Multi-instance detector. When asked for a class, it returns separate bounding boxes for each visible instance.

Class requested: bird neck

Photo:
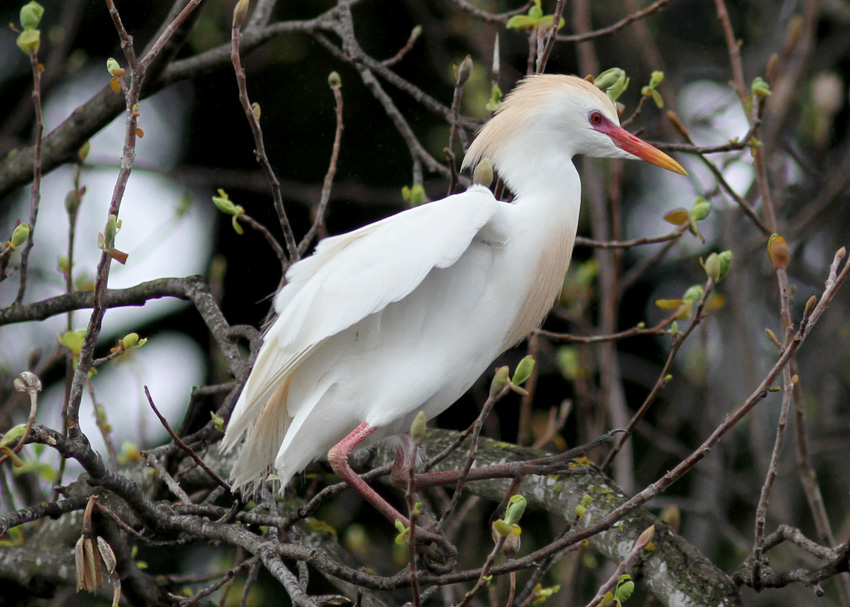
[497,156,582,349]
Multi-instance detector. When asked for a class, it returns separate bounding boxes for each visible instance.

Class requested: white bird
[221,74,686,525]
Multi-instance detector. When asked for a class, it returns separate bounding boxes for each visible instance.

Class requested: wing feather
[222,186,503,452]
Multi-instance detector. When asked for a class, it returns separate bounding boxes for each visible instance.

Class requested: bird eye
[589,111,603,125]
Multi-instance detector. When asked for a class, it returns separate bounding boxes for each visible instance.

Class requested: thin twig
[299,76,345,256]
[601,280,716,471]
[13,47,44,306]
[382,25,422,67]
[145,386,232,493]
[556,0,669,43]
[231,5,299,263]
[437,384,512,530]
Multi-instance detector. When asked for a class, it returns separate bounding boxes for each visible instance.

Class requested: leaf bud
[504,494,527,526]
[251,102,261,120]
[703,252,721,281]
[78,140,91,162]
[615,575,635,603]
[0,424,27,449]
[455,55,473,87]
[233,0,250,26]
[401,184,427,207]
[485,85,502,112]
[20,2,45,30]
[530,584,561,606]
[594,68,629,101]
[491,519,520,538]
[648,70,664,89]
[682,285,703,316]
[717,250,733,280]
[689,198,711,222]
[106,57,124,77]
[212,189,238,215]
[490,365,510,396]
[767,234,790,270]
[410,410,426,445]
[804,295,817,316]
[328,70,341,89]
[751,76,772,97]
[121,333,139,348]
[16,29,41,54]
[511,355,535,387]
[11,223,30,249]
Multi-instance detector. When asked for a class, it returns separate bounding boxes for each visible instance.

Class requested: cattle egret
[221,74,686,526]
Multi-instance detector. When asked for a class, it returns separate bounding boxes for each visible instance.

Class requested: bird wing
[222,185,504,449]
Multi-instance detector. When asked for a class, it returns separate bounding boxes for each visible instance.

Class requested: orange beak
[601,123,688,175]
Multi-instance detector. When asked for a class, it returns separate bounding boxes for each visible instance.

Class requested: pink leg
[328,422,409,526]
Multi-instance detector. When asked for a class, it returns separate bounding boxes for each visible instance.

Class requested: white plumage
[221,74,686,511]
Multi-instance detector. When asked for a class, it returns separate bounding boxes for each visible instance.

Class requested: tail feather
[228,376,292,495]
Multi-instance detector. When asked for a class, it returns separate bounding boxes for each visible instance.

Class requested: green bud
[717,250,733,280]
[593,68,624,91]
[580,494,593,508]
[0,424,28,449]
[455,55,473,87]
[683,284,704,307]
[210,411,225,432]
[689,198,711,221]
[485,85,502,112]
[491,519,520,538]
[410,411,426,445]
[472,157,494,187]
[10,223,30,248]
[615,576,635,603]
[530,584,560,607]
[16,29,41,54]
[78,141,91,162]
[528,2,543,19]
[251,102,261,120]
[752,76,772,97]
[102,214,121,247]
[648,70,664,89]
[401,184,427,207]
[120,333,147,350]
[575,504,587,519]
[106,57,125,78]
[703,252,721,281]
[594,68,629,102]
[511,355,535,387]
[490,366,510,396]
[328,70,341,89]
[20,2,45,30]
[504,494,527,526]
[58,328,86,356]
[212,189,238,215]
[505,15,537,31]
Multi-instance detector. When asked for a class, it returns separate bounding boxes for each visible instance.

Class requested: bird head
[462,74,686,195]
